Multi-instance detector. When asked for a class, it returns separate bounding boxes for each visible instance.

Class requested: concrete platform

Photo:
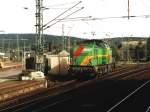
[0,61,22,71]
[0,61,22,82]
[0,69,22,82]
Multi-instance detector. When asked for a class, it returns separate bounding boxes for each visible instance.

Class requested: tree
[110,43,120,61]
[135,41,145,61]
[146,37,150,61]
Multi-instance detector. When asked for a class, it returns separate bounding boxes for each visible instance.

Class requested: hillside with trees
[0,34,83,52]
[0,34,148,61]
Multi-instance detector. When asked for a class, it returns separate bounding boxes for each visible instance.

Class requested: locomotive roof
[83,39,104,43]
[80,39,109,47]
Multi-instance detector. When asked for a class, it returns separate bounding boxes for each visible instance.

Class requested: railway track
[0,80,46,103]
[37,65,150,112]
[0,64,150,112]
[0,64,130,106]
[105,66,150,80]
[0,80,77,112]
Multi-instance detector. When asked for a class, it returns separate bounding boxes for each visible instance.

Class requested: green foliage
[0,34,147,61]
[0,34,82,51]
[146,37,150,60]
[110,44,119,60]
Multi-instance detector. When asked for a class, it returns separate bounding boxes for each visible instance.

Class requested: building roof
[58,50,69,56]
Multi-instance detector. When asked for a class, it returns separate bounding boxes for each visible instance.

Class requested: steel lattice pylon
[35,0,43,54]
[35,0,44,71]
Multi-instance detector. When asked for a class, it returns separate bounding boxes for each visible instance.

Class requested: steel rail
[34,66,150,112]
[0,80,76,112]
[0,64,149,112]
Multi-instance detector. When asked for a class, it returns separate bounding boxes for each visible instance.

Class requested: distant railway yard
[0,63,150,112]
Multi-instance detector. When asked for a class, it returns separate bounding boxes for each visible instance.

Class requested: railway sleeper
[96,63,115,77]
[0,82,46,102]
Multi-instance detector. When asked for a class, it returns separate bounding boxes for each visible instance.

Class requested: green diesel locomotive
[69,39,115,78]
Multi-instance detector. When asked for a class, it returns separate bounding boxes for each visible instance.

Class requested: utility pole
[67,25,74,52]
[8,39,10,60]
[0,31,5,52]
[35,0,44,71]
[2,37,4,53]
[17,34,20,61]
[62,24,65,50]
[145,39,147,61]
[128,0,130,19]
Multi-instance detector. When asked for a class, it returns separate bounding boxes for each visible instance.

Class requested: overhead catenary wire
[91,15,150,20]
[44,7,84,30]
[51,14,150,22]
[54,16,92,21]
[45,1,80,8]
[44,7,82,10]
[43,1,82,28]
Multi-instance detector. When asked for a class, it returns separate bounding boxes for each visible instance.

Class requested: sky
[0,0,150,39]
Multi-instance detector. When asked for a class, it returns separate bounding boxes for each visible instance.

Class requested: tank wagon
[69,39,115,78]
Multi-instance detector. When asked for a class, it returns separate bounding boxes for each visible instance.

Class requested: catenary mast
[35,0,44,71]
[35,0,43,54]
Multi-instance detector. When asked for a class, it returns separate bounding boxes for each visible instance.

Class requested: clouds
[0,0,35,33]
[0,0,150,38]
